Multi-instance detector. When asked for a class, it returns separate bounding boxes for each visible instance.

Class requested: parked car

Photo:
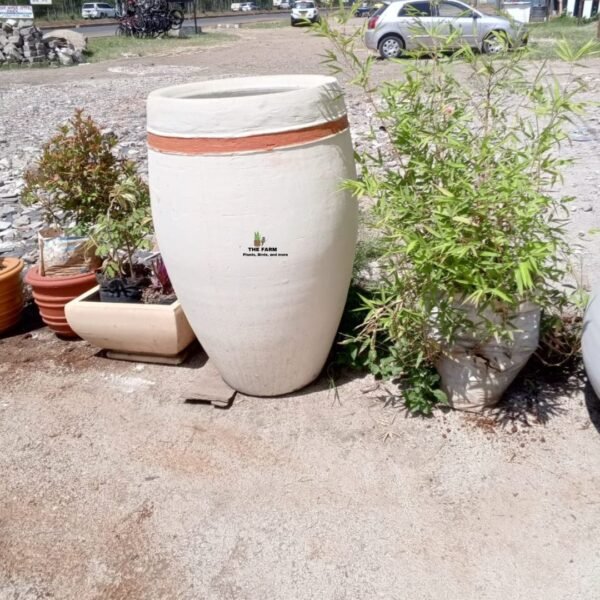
[364,0,528,58]
[81,2,117,18]
[231,2,242,10]
[354,2,372,16]
[291,0,320,25]
[240,1,258,10]
[278,0,291,7]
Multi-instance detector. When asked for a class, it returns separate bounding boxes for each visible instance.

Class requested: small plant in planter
[143,255,176,305]
[317,17,598,413]
[65,173,196,362]
[22,109,134,238]
[20,109,136,336]
[90,174,155,303]
[89,175,180,306]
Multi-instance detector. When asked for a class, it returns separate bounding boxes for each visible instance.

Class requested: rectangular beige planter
[65,286,196,364]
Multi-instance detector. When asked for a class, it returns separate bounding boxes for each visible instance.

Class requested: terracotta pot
[147,75,358,396]
[25,266,97,337]
[65,285,196,363]
[0,257,25,334]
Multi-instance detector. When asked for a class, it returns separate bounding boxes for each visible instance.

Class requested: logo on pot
[253,231,265,247]
[243,231,288,257]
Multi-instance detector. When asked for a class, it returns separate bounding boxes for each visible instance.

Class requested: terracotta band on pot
[147,115,349,155]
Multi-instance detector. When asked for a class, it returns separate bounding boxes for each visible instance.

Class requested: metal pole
[194,0,198,34]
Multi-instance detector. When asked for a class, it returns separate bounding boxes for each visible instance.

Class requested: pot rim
[0,257,24,282]
[147,75,348,140]
[24,265,97,287]
[68,285,182,311]
[148,74,339,103]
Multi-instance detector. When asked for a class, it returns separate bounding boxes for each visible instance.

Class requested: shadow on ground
[0,301,44,339]
[489,356,584,428]
[584,380,600,435]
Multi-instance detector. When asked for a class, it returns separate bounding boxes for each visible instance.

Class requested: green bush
[317,18,598,414]
[23,109,152,279]
[22,109,137,236]
[88,175,153,279]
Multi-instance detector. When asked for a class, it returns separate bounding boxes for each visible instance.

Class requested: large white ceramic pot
[583,291,600,398]
[147,75,358,396]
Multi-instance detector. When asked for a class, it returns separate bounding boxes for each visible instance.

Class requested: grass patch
[85,32,234,62]
[243,19,287,29]
[528,17,598,59]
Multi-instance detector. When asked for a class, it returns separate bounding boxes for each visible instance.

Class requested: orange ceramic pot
[0,257,25,334]
[25,266,97,337]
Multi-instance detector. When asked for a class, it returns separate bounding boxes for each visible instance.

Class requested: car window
[438,1,472,17]
[398,2,432,16]
[83,4,95,8]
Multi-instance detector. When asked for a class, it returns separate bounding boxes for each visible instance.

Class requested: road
[62,11,291,37]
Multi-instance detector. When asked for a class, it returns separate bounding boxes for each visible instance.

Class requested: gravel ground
[1,25,600,600]
[2,27,598,278]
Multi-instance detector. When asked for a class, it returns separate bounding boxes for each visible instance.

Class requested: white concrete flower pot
[147,75,358,395]
[65,286,196,363]
[583,291,600,398]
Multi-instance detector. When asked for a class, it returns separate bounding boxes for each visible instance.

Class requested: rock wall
[0,21,87,66]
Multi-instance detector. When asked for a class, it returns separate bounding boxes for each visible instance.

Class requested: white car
[240,1,258,10]
[291,1,320,25]
[81,2,117,18]
[231,2,241,10]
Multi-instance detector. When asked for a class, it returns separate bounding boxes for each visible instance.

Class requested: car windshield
[83,4,95,7]
[296,2,315,7]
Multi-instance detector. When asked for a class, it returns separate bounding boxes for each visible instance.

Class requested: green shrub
[317,17,598,414]
[22,109,137,235]
[88,175,153,279]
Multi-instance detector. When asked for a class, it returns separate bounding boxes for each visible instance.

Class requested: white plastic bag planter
[147,75,358,396]
[435,301,541,409]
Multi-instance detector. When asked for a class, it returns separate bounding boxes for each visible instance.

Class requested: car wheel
[291,18,296,26]
[378,35,404,59]
[482,31,508,54]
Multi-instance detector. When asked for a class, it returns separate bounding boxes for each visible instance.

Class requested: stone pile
[0,21,87,66]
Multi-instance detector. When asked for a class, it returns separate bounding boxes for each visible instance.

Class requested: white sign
[0,5,35,18]
[30,0,53,5]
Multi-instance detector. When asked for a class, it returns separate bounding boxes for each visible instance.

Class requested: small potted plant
[64,175,195,363]
[0,257,25,334]
[21,109,132,337]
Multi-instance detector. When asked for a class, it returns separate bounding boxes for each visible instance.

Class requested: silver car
[364,0,528,58]
[81,2,117,18]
